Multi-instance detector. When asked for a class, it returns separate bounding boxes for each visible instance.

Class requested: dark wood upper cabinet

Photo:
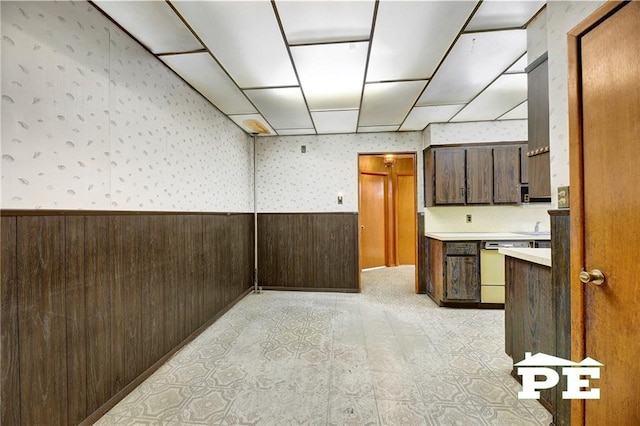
[493,146,521,204]
[527,55,551,199]
[466,147,493,204]
[520,143,529,184]
[433,148,466,205]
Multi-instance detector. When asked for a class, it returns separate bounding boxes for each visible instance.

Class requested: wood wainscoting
[257,213,359,292]
[0,211,254,426]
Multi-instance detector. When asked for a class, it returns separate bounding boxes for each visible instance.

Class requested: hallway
[95,266,551,425]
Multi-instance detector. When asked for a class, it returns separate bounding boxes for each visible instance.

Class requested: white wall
[1,1,253,212]
[421,120,550,233]
[256,132,422,212]
[545,0,605,208]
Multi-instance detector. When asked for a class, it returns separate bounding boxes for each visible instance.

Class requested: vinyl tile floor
[95,266,552,426]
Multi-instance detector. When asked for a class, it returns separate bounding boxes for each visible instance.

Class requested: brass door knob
[579,269,605,286]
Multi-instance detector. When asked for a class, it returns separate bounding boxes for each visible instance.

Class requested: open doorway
[358,153,418,292]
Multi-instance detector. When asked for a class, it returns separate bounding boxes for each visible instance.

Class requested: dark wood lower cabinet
[505,209,571,426]
[426,238,480,306]
[0,211,254,426]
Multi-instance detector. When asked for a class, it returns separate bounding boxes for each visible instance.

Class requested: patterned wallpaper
[424,120,528,146]
[256,132,422,212]
[1,1,253,212]
[545,0,604,208]
[527,8,547,65]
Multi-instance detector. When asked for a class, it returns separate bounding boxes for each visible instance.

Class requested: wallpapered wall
[1,1,253,212]
[256,132,422,212]
[545,0,604,208]
[423,120,528,148]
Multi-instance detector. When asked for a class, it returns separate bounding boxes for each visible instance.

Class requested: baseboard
[260,286,360,294]
[79,286,253,426]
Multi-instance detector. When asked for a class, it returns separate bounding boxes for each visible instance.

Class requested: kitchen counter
[425,232,550,241]
[498,247,551,267]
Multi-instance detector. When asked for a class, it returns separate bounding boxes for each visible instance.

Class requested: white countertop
[425,232,550,241]
[499,248,552,267]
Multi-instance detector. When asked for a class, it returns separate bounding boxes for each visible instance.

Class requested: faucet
[535,221,541,233]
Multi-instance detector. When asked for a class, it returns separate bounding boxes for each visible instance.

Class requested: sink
[515,231,551,237]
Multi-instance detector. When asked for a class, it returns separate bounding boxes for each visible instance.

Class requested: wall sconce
[383,154,396,167]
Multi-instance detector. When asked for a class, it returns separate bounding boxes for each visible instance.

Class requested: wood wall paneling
[1,217,20,426]
[65,216,88,424]
[1,211,254,425]
[17,217,68,425]
[258,213,359,291]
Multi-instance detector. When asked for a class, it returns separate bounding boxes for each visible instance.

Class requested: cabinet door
[520,144,528,184]
[445,256,479,301]
[465,148,493,204]
[493,146,521,204]
[434,148,465,204]
[527,58,551,198]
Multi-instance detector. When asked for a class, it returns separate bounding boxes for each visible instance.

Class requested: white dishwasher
[480,240,532,303]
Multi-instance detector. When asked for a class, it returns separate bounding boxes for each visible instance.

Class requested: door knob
[579,269,605,286]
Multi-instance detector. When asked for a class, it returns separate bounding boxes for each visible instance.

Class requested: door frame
[568,2,627,424]
[357,152,418,293]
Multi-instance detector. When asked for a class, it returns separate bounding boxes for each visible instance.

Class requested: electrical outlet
[301,145,306,153]
[466,214,472,223]
[337,195,343,205]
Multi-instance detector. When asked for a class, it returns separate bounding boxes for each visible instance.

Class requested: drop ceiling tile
[160,53,256,115]
[465,0,546,32]
[417,29,526,106]
[244,87,313,130]
[276,128,317,136]
[450,73,527,122]
[498,101,528,120]
[228,114,276,135]
[311,110,359,134]
[400,105,465,131]
[291,42,368,111]
[367,1,478,82]
[172,1,298,88]
[357,125,400,133]
[506,54,528,73]
[359,81,427,127]
[93,1,202,54]
[276,0,375,44]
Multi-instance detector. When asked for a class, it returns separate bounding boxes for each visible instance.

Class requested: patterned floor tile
[95,266,553,426]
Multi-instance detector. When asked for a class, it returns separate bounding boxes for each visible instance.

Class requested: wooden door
[493,146,520,204]
[434,148,466,204]
[466,147,493,204]
[396,174,415,264]
[359,173,387,269]
[569,2,640,424]
[445,256,479,301]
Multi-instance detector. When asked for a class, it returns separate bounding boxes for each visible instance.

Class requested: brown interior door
[359,173,387,269]
[396,174,416,265]
[571,2,640,424]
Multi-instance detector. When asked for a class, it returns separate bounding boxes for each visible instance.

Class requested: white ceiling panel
[276,1,375,44]
[228,114,276,135]
[506,54,528,73]
[465,0,546,32]
[276,128,317,136]
[291,42,368,111]
[499,101,528,120]
[160,53,256,115]
[93,0,202,54]
[311,110,359,134]
[172,0,298,88]
[244,87,313,130]
[360,81,427,127]
[417,29,526,106]
[450,74,527,122]
[367,1,478,82]
[400,105,465,131]
[358,125,400,133]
